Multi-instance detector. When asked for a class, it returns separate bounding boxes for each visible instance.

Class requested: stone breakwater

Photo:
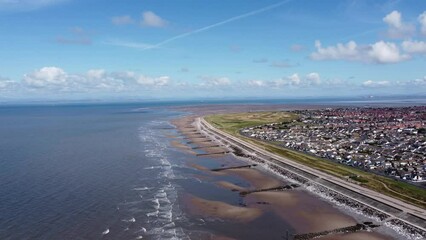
[294,222,380,240]
[230,146,426,240]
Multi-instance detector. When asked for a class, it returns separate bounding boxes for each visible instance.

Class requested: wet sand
[171,140,197,155]
[186,195,263,223]
[246,191,357,233]
[224,168,283,189]
[318,232,391,240]
[216,181,246,192]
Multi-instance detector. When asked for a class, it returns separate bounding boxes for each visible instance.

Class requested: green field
[205,112,426,209]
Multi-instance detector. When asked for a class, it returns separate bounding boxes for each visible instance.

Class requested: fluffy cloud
[141,11,167,28]
[247,80,265,87]
[24,67,67,88]
[87,69,106,79]
[311,40,409,64]
[21,67,172,91]
[261,73,323,88]
[402,40,426,54]
[311,40,359,61]
[112,15,134,25]
[137,75,170,86]
[0,76,17,91]
[288,73,301,85]
[383,11,415,38]
[362,80,390,88]
[405,76,426,86]
[368,41,409,63]
[419,11,426,36]
[306,72,321,85]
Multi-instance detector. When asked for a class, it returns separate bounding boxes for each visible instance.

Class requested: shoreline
[168,111,400,239]
[196,113,426,238]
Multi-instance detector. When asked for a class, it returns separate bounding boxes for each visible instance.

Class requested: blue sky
[0,0,426,101]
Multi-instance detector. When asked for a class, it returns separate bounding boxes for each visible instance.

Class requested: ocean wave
[152,198,160,210]
[133,187,151,191]
[102,228,110,235]
[122,217,136,223]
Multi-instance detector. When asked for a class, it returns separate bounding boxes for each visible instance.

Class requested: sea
[0,98,425,240]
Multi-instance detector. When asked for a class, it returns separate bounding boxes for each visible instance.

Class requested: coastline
[168,109,399,240]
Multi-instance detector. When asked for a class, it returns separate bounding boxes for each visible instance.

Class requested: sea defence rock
[294,222,380,240]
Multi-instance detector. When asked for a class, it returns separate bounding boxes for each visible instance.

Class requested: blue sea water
[0,104,191,240]
[1,98,425,240]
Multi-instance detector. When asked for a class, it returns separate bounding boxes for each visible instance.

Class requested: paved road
[197,117,426,231]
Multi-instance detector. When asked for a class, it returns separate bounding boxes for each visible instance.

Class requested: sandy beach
[246,191,357,233]
[185,194,263,223]
[317,232,391,240]
[169,110,395,240]
[224,168,283,189]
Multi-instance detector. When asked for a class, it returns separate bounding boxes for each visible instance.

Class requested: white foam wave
[122,217,136,223]
[146,210,159,217]
[383,222,425,240]
[152,198,160,209]
[102,228,109,235]
[133,187,151,191]
[144,166,164,170]
[135,121,190,240]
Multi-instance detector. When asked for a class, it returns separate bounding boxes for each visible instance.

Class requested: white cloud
[406,76,426,86]
[87,69,106,79]
[419,11,426,36]
[21,67,173,92]
[362,80,391,88]
[383,10,415,38]
[112,15,134,25]
[311,40,409,64]
[402,40,426,54]
[265,73,311,88]
[311,40,359,61]
[368,41,409,63]
[306,72,321,85]
[247,80,265,87]
[245,73,354,90]
[24,67,67,88]
[141,11,167,28]
[137,75,170,86]
[0,76,17,91]
[288,73,301,85]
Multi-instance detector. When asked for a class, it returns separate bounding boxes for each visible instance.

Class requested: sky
[0,0,426,101]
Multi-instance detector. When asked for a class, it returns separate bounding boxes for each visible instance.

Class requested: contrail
[144,0,292,50]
